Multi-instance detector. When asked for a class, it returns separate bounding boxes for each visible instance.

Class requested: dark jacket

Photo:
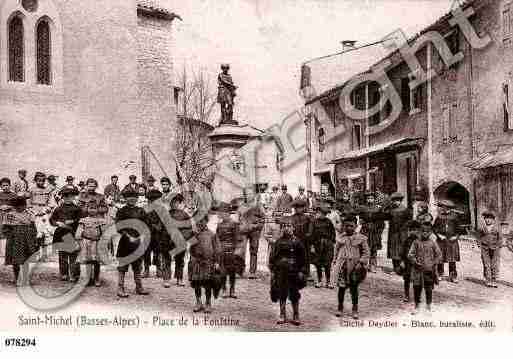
[49,202,82,243]
[115,205,149,259]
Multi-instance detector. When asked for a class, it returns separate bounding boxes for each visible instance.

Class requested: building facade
[303,0,513,227]
[0,0,180,188]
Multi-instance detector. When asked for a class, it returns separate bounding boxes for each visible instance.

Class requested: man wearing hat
[123,175,140,193]
[239,197,266,279]
[276,185,294,214]
[311,202,336,288]
[143,189,164,278]
[358,191,386,273]
[115,188,150,297]
[78,181,86,193]
[433,199,463,283]
[477,211,502,287]
[145,175,157,192]
[104,175,121,203]
[295,185,308,203]
[216,201,243,298]
[269,215,306,325]
[50,186,82,281]
[290,199,313,281]
[269,185,280,213]
[383,192,412,274]
[77,178,108,218]
[13,169,29,197]
[168,192,195,287]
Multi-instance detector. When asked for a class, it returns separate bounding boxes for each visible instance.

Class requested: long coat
[407,234,442,287]
[311,217,336,267]
[331,232,369,287]
[385,205,412,260]
[433,212,461,262]
[269,233,306,302]
[188,228,220,286]
[216,218,244,275]
[358,205,386,253]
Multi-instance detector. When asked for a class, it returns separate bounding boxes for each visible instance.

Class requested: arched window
[8,15,24,82]
[36,19,51,85]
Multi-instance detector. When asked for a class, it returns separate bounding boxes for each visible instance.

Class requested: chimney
[341,40,357,52]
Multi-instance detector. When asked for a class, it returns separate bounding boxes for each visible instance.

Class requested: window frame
[8,14,25,83]
[36,17,52,85]
[504,2,513,45]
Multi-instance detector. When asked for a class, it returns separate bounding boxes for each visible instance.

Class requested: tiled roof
[137,0,182,21]
[464,146,513,170]
[305,0,480,105]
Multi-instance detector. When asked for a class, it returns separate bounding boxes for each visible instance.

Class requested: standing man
[240,198,265,279]
[13,169,29,197]
[269,185,280,213]
[78,181,86,193]
[306,190,315,212]
[415,201,433,224]
[277,185,294,214]
[358,191,385,273]
[433,200,462,283]
[384,192,412,274]
[77,178,108,218]
[146,175,157,192]
[289,199,313,281]
[160,177,174,210]
[123,175,140,193]
[104,175,121,203]
[169,193,194,287]
[295,186,308,202]
[478,211,503,288]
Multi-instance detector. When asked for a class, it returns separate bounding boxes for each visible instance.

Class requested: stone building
[0,0,180,188]
[303,0,513,226]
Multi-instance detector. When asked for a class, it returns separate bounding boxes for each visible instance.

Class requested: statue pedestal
[208,123,260,203]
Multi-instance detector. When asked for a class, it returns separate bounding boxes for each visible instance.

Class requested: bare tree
[173,64,217,193]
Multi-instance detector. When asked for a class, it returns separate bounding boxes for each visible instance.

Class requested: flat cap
[291,199,307,208]
[122,188,139,198]
[59,186,79,197]
[482,211,495,219]
[146,189,162,201]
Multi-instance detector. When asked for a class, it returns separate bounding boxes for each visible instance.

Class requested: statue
[217,64,238,125]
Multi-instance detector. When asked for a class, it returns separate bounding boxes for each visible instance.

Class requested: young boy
[115,188,150,298]
[311,203,336,288]
[269,215,306,325]
[400,220,421,303]
[331,215,369,319]
[408,220,442,314]
[189,215,220,313]
[50,187,82,282]
[76,201,107,286]
[216,202,243,298]
[478,211,503,288]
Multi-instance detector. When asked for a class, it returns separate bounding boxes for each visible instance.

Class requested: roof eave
[137,5,182,22]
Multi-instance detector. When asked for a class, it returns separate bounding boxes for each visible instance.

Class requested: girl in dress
[3,196,39,285]
[76,202,107,286]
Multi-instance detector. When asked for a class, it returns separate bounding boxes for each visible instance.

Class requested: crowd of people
[0,169,508,325]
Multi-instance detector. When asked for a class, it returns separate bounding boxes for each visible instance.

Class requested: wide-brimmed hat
[9,195,27,208]
[146,175,156,183]
[217,201,233,213]
[66,175,74,181]
[437,199,456,209]
[129,175,137,180]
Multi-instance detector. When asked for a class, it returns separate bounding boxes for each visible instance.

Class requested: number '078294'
[4,338,37,347]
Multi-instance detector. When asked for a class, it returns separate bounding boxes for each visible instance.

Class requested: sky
[166,0,457,130]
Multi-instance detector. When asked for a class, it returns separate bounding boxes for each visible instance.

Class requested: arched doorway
[434,181,471,225]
